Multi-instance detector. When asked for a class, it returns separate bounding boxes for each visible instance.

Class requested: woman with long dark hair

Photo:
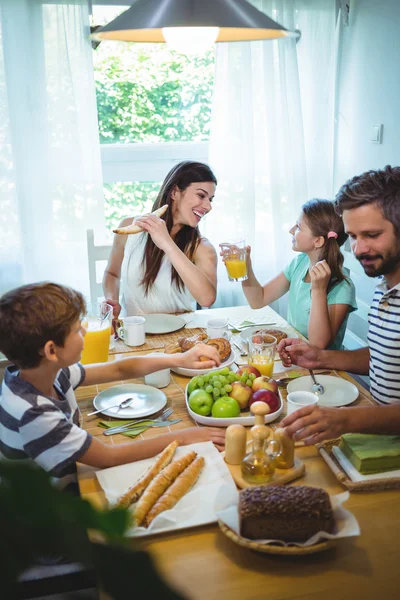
[103,161,218,316]
[241,199,357,349]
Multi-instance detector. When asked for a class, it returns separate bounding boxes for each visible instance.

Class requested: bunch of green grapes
[188,367,243,400]
[238,371,257,388]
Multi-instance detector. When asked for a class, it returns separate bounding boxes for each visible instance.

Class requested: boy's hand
[176,426,226,451]
[177,343,221,370]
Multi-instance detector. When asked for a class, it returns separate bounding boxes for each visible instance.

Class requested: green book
[339,434,400,475]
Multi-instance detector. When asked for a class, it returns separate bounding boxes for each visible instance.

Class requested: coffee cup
[117,316,146,347]
[144,353,171,389]
[206,317,230,339]
[286,391,318,416]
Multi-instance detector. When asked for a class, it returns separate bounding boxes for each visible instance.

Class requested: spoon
[87,397,135,417]
[309,370,325,395]
[232,341,247,356]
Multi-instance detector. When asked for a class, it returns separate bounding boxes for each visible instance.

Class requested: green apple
[187,376,199,396]
[188,389,213,416]
[211,396,240,418]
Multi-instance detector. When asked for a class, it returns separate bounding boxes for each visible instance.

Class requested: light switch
[371,124,383,144]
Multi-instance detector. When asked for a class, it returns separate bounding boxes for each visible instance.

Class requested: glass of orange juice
[81,302,113,365]
[248,334,276,378]
[220,240,248,282]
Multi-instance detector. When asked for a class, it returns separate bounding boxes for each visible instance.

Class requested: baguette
[132,451,197,527]
[143,456,205,528]
[113,205,168,234]
[115,440,178,508]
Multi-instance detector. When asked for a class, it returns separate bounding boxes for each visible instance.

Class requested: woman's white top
[121,233,195,316]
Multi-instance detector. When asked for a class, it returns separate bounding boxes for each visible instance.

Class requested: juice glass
[248,334,276,378]
[81,302,113,365]
[219,240,248,282]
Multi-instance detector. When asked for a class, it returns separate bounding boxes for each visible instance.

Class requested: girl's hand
[310,260,331,292]
[105,298,121,318]
[245,245,252,268]
[134,215,173,252]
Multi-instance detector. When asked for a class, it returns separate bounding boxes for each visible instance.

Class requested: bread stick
[143,456,205,527]
[132,451,197,527]
[115,440,178,508]
[113,205,168,234]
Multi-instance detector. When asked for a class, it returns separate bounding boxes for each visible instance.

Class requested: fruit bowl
[185,385,283,427]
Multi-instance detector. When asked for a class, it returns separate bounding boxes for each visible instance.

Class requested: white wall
[333,0,400,347]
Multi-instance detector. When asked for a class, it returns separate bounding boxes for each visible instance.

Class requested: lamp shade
[90,0,297,43]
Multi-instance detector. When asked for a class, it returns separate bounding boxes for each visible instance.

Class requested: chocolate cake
[239,485,334,542]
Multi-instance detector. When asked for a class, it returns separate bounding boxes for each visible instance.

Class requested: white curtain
[0,0,105,297]
[204,0,338,311]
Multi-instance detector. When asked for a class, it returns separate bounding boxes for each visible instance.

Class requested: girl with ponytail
[241,199,357,349]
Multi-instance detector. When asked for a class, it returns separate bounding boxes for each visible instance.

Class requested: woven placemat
[218,521,334,555]
[317,439,400,492]
[110,327,206,354]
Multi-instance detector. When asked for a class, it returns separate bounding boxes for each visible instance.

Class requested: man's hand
[281,404,350,445]
[310,259,331,292]
[177,343,221,370]
[277,338,322,368]
[176,426,226,451]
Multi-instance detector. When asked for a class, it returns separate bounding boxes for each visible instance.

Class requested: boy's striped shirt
[368,279,400,404]
[0,364,92,493]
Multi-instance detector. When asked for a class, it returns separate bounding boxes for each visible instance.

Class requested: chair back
[86,229,111,307]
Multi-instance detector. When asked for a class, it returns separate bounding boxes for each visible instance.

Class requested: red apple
[229,382,253,410]
[249,389,281,413]
[252,376,278,394]
[236,365,261,378]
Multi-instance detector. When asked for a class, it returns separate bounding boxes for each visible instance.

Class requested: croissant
[164,343,182,354]
[115,440,178,508]
[113,205,168,234]
[180,333,208,352]
[143,456,205,527]
[132,451,197,527]
[200,338,231,363]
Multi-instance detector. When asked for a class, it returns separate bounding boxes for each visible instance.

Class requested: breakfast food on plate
[116,440,179,508]
[113,205,168,234]
[252,328,287,345]
[164,334,232,364]
[200,338,231,363]
[143,456,205,527]
[239,485,334,542]
[339,433,400,474]
[132,451,197,526]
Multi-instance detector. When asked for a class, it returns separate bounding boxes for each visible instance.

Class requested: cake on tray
[339,434,400,475]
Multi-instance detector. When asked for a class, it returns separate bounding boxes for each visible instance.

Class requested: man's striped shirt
[368,279,400,404]
[0,364,92,493]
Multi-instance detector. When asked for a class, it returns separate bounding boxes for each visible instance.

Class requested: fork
[103,407,173,435]
[104,418,181,436]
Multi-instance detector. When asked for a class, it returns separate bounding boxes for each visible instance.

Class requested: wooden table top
[77,306,400,600]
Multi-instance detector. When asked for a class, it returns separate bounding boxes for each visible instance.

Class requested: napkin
[339,433,400,474]
[98,420,150,438]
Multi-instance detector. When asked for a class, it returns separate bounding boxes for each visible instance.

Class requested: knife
[104,418,182,436]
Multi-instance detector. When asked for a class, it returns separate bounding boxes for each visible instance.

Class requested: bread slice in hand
[113,205,168,234]
[132,451,197,527]
[143,456,205,528]
[115,440,178,508]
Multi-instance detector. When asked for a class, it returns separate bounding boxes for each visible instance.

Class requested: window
[91,4,215,233]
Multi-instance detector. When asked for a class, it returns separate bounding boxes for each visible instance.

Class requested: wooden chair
[86,229,111,307]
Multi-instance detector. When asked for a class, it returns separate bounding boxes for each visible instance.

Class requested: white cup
[287,391,318,415]
[144,353,171,389]
[117,316,146,347]
[206,317,230,339]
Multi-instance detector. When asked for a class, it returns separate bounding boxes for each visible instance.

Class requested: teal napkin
[98,419,152,438]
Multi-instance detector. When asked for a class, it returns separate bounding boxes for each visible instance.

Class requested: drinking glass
[220,240,248,282]
[248,334,276,378]
[81,302,113,365]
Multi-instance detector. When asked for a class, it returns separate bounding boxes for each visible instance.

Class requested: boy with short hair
[0,282,225,493]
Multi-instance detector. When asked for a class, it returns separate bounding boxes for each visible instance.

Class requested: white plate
[95,442,238,538]
[171,351,236,377]
[93,384,167,418]
[239,325,298,346]
[287,375,359,408]
[185,384,283,427]
[144,313,186,334]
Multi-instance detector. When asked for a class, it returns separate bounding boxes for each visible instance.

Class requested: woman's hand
[177,343,221,370]
[105,298,122,318]
[177,426,226,451]
[277,338,322,368]
[310,260,331,292]
[281,404,349,445]
[134,215,173,252]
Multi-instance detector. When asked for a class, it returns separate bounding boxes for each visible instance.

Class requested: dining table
[76,305,400,600]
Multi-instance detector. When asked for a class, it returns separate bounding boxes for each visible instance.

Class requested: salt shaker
[225,424,247,465]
